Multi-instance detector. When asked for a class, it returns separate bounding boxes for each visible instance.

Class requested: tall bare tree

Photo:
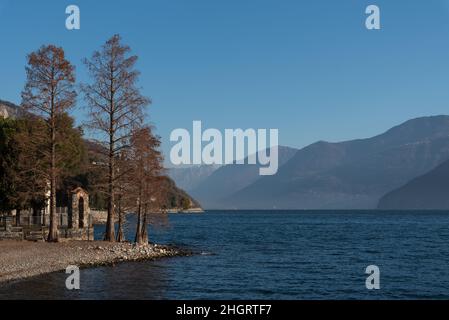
[126,126,163,244]
[21,45,77,242]
[82,35,150,241]
[115,150,133,242]
[141,176,168,245]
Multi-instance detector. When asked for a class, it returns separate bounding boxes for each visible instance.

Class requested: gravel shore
[0,241,190,284]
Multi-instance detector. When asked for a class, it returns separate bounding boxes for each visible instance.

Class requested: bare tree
[127,127,163,244]
[21,45,77,242]
[115,150,133,242]
[141,176,168,244]
[82,35,150,241]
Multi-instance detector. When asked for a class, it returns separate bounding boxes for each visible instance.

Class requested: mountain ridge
[378,158,449,210]
[221,115,449,209]
[0,100,20,119]
[189,146,298,208]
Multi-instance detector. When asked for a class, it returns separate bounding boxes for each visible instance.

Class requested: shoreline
[0,240,192,285]
[90,208,204,225]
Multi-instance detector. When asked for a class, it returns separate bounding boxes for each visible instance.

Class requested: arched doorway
[79,197,85,228]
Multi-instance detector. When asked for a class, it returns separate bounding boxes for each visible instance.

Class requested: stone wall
[0,187,94,242]
[59,227,94,241]
[0,231,24,241]
[0,217,24,241]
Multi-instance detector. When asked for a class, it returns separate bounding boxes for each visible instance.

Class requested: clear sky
[1,0,449,158]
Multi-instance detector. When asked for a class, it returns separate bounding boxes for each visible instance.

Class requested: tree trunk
[135,189,142,244]
[47,109,58,242]
[141,204,148,245]
[105,126,116,241]
[117,196,125,242]
[105,183,115,241]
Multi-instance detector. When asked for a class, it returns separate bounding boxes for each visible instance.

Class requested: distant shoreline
[0,241,191,285]
[167,207,205,214]
[97,209,449,212]
[91,208,204,225]
[197,209,449,212]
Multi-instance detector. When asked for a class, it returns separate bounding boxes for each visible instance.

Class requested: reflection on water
[0,260,171,300]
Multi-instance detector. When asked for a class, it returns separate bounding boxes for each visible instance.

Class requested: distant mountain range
[167,165,221,192]
[8,95,449,211]
[378,159,449,210]
[171,116,449,210]
[187,146,298,208]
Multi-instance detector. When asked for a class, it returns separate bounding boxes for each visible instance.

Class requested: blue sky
[1,0,449,158]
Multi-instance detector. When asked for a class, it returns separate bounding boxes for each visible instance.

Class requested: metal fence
[1,207,69,227]
[0,216,12,229]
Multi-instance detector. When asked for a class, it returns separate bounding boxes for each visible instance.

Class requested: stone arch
[68,187,90,230]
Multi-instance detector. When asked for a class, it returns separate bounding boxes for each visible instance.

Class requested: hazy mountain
[167,165,221,192]
[378,159,449,210]
[190,146,298,209]
[224,116,449,209]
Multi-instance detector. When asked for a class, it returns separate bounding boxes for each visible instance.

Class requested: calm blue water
[2,210,449,300]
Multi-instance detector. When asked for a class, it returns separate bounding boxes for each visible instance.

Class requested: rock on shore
[0,241,190,284]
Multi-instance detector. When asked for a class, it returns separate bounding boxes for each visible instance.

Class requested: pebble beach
[0,240,190,284]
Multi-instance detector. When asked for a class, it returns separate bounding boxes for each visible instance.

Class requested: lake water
[1,210,449,300]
